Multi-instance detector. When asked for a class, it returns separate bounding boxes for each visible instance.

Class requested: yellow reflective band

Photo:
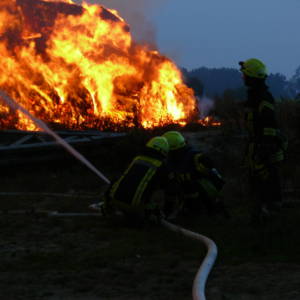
[178,173,191,181]
[196,163,207,174]
[109,159,137,198]
[194,153,208,175]
[132,167,156,206]
[246,111,254,121]
[270,151,284,163]
[134,155,162,168]
[245,142,255,170]
[259,100,274,112]
[198,178,219,198]
[254,163,265,170]
[263,128,277,136]
[110,176,124,199]
[246,111,254,135]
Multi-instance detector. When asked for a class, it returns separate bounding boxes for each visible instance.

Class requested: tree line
[182,66,300,100]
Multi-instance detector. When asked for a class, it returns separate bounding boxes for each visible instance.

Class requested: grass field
[0,128,299,300]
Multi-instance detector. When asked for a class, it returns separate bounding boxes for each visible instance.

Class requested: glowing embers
[197,116,221,127]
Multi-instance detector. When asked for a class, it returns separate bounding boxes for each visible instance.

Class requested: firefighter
[239,58,288,222]
[99,136,169,224]
[162,131,226,219]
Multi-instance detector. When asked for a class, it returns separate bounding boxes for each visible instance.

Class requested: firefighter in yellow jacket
[101,136,169,223]
[162,131,226,219]
[239,58,288,221]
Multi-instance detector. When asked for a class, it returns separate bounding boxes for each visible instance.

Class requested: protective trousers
[250,163,282,213]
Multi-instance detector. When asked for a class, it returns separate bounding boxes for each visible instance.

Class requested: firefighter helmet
[146,136,169,156]
[239,58,268,79]
[162,131,186,150]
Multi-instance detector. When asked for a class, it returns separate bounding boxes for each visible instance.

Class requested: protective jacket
[245,83,287,173]
[105,147,167,217]
[166,146,225,213]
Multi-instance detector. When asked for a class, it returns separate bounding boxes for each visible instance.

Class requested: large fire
[0,0,197,131]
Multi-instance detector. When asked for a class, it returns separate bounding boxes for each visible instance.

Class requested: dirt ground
[0,129,299,300]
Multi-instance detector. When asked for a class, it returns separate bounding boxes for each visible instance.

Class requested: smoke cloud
[197,96,215,118]
[74,0,169,45]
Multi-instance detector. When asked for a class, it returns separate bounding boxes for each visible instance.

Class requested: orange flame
[197,116,221,127]
[0,0,196,131]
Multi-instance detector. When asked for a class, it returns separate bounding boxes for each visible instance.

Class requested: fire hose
[161,219,218,300]
[0,90,110,185]
[0,90,218,300]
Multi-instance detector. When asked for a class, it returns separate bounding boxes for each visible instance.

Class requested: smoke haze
[197,96,215,118]
[74,0,169,45]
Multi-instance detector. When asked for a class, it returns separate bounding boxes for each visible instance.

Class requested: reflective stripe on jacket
[245,92,286,165]
[168,147,224,199]
[109,155,163,209]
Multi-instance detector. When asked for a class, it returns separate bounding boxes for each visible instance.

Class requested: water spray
[0,90,217,299]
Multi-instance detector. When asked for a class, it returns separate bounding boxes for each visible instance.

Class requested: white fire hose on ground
[161,219,218,300]
[0,90,218,300]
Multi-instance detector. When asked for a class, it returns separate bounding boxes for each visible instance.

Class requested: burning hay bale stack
[0,0,197,132]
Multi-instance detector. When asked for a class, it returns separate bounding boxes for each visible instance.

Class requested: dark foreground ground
[0,128,299,300]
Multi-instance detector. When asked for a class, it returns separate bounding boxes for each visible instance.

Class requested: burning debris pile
[0,0,198,131]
